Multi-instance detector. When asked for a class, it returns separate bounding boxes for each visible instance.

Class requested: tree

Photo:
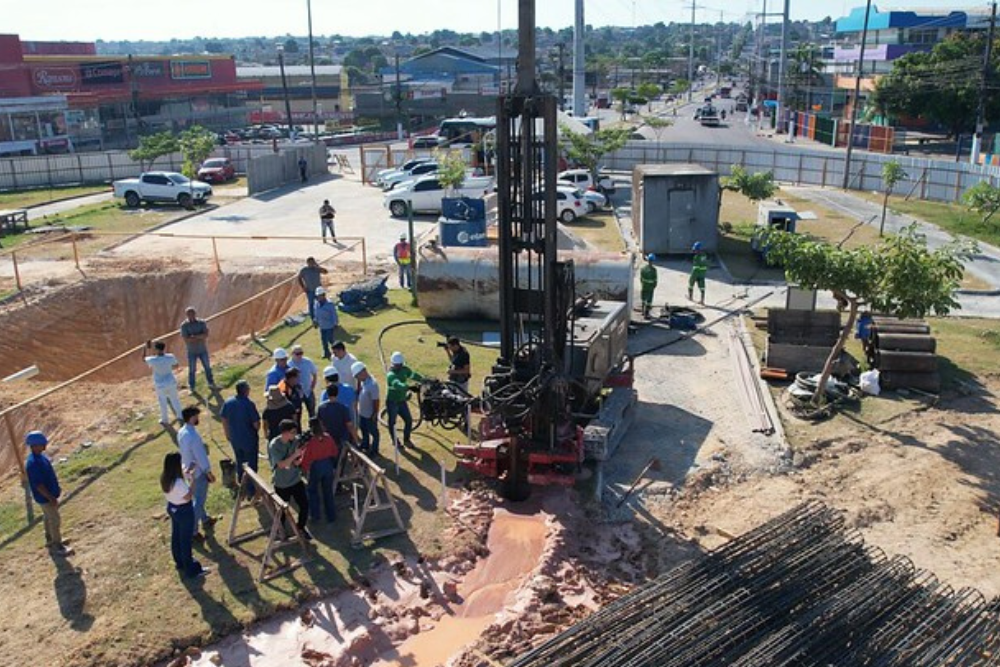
[879,161,908,236]
[963,180,1000,226]
[639,115,672,141]
[178,125,217,179]
[721,164,777,208]
[559,126,631,178]
[669,79,690,96]
[611,87,631,120]
[432,149,468,194]
[762,225,972,405]
[788,45,824,112]
[283,38,300,54]
[128,131,178,171]
[636,82,662,111]
[204,40,225,54]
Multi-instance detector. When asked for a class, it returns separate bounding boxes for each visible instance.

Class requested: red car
[197,158,236,183]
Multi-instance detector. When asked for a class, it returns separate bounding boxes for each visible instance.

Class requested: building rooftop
[237,65,342,78]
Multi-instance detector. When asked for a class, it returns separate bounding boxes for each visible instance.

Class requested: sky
[0,0,990,42]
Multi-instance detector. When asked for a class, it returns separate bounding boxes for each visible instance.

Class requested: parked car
[411,135,444,149]
[558,185,606,213]
[381,161,440,190]
[197,158,236,183]
[532,189,585,223]
[113,172,212,209]
[558,168,615,195]
[375,158,431,185]
[384,174,494,217]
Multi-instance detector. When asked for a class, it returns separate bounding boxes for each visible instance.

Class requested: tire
[560,208,577,223]
[389,200,408,218]
[177,192,194,210]
[124,191,140,208]
[585,201,596,214]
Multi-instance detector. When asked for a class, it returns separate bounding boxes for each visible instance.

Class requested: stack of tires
[868,317,939,393]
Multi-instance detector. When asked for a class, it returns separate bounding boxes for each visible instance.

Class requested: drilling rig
[448,0,634,500]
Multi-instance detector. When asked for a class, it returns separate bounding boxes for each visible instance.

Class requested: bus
[437,116,496,145]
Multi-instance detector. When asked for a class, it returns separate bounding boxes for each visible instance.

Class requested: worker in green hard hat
[640,253,658,319]
[688,242,708,305]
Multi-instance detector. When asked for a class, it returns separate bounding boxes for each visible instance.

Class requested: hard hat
[322,365,338,379]
[390,351,405,365]
[646,253,656,262]
[315,286,327,296]
[351,361,366,377]
[399,233,407,240]
[273,347,289,360]
[25,430,48,447]
[692,242,703,251]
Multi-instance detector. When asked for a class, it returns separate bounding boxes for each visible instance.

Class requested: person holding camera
[443,336,471,393]
[143,340,181,426]
[299,417,338,524]
[267,419,311,540]
[385,351,423,450]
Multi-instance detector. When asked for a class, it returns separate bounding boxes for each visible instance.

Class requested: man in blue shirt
[289,344,319,417]
[314,287,339,359]
[265,347,290,390]
[177,406,217,540]
[317,384,359,449]
[220,380,261,496]
[24,430,73,556]
[320,365,356,421]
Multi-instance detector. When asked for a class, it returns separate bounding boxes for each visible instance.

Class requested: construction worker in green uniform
[688,241,708,305]
[640,253,658,319]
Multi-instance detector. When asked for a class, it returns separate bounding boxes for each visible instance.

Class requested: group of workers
[639,241,709,318]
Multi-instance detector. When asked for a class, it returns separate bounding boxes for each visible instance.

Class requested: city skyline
[1,0,986,43]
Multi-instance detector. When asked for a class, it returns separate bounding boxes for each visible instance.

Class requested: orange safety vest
[395,241,411,265]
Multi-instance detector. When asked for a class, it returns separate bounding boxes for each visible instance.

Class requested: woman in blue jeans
[160,453,208,579]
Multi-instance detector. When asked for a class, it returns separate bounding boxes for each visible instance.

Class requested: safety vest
[395,241,411,265]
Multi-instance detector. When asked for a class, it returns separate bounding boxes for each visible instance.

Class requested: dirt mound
[0,270,300,383]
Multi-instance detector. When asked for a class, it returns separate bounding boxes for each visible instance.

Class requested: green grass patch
[0,184,109,210]
[213,363,252,388]
[857,192,1000,248]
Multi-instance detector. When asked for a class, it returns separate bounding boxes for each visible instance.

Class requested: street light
[306,0,320,141]
[276,44,295,139]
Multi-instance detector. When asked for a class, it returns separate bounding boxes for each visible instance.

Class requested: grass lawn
[1,201,187,256]
[746,310,999,450]
[0,290,499,666]
[855,191,1000,249]
[0,185,110,210]
[564,209,626,252]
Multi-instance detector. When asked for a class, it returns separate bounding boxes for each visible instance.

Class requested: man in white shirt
[288,344,319,417]
[177,406,217,540]
[352,361,381,457]
[331,342,357,386]
[144,340,182,426]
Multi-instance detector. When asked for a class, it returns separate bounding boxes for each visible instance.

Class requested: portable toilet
[631,164,719,255]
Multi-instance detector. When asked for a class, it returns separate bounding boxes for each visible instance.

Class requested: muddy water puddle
[372,509,547,666]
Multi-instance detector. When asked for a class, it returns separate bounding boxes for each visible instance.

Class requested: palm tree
[789,45,825,112]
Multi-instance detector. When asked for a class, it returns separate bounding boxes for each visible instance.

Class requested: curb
[22,188,113,210]
[956,288,1000,296]
[100,203,221,253]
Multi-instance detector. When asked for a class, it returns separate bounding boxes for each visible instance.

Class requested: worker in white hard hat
[314,286,339,359]
[265,347,290,390]
[385,351,424,450]
[351,360,381,456]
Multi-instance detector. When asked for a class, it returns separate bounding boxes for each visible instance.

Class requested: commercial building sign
[80,61,124,84]
[33,67,78,89]
[170,60,212,80]
[131,61,165,79]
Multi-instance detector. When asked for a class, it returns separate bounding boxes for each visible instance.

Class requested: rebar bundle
[510,502,1000,667]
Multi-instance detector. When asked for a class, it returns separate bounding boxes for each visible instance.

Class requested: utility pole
[277,46,295,139]
[758,0,768,105]
[306,0,319,141]
[972,1,997,165]
[572,0,586,117]
[394,53,404,141]
[716,11,723,88]
[776,0,789,133]
[688,0,696,101]
[558,42,566,108]
[842,0,872,190]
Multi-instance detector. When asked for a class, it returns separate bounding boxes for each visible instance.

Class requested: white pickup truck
[113,171,213,209]
[384,174,494,217]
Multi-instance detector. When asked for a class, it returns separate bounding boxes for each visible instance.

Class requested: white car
[558,185,606,213]
[113,171,212,209]
[375,158,430,185]
[532,189,586,223]
[558,168,615,194]
[384,174,494,217]
[381,161,440,190]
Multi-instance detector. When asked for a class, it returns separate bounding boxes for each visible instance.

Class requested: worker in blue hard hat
[24,430,73,556]
[689,242,708,305]
[640,253,658,319]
